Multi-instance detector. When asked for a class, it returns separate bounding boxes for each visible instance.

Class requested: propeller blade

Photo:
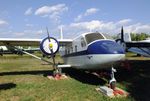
[46,27,56,68]
[121,26,124,42]
[46,27,51,42]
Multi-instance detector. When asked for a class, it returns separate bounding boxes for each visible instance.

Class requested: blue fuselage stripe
[62,40,125,57]
[62,50,124,57]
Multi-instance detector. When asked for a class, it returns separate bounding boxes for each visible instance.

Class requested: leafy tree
[130,33,150,41]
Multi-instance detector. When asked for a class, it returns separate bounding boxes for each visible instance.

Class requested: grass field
[0,53,150,101]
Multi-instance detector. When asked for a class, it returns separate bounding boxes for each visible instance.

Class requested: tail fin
[120,26,131,42]
[60,26,63,39]
[124,33,131,42]
[116,27,131,50]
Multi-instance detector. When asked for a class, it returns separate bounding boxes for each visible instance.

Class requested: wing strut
[11,46,53,65]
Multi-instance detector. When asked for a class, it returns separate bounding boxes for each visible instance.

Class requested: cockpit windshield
[85,32,105,44]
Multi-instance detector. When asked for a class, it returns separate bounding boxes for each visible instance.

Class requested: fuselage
[59,32,125,70]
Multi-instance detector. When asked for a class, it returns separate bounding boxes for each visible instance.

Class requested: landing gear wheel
[53,68,62,79]
[110,81,116,90]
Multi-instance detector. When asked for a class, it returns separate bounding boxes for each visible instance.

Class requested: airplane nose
[87,40,125,54]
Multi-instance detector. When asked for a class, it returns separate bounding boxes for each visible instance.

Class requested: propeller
[40,27,60,76]
[46,27,56,69]
[121,26,124,43]
[115,26,124,43]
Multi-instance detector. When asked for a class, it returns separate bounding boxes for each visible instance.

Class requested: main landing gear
[52,67,62,80]
[47,63,68,80]
[97,66,128,97]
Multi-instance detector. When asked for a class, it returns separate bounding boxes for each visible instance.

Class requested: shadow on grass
[0,68,106,86]
[0,83,16,90]
[63,68,106,86]
[0,70,53,76]
[116,60,150,101]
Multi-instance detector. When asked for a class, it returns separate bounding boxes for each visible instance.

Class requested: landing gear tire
[110,81,116,90]
[53,68,62,77]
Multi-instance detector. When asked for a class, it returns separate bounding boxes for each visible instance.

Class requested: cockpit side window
[81,38,86,47]
[85,33,105,44]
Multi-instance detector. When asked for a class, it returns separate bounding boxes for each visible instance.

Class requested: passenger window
[75,45,77,52]
[68,49,70,54]
[65,49,67,54]
[71,47,73,53]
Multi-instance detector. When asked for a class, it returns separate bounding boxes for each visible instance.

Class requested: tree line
[130,33,150,41]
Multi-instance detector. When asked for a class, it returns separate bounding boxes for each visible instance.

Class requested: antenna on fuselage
[89,28,92,32]
[60,26,63,39]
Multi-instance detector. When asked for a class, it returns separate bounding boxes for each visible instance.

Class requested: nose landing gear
[109,67,116,90]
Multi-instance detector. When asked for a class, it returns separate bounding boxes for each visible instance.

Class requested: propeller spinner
[40,37,59,55]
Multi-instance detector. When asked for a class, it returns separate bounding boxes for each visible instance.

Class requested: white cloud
[35,4,68,21]
[125,23,150,34]
[59,19,150,38]
[25,24,34,27]
[118,19,132,25]
[0,19,8,26]
[36,30,43,34]
[74,8,99,21]
[84,8,99,16]
[74,15,82,22]
[9,29,44,38]
[24,29,43,34]
[135,25,150,33]
[13,32,25,37]
[35,6,51,15]
[70,20,102,30]
[1,18,150,38]
[65,20,116,33]
[24,7,33,15]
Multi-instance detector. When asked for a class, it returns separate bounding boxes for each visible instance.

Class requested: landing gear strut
[53,67,62,77]
[97,66,128,97]
[109,66,117,90]
[53,65,62,80]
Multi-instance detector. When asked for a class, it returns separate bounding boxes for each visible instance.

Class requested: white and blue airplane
[0,29,125,86]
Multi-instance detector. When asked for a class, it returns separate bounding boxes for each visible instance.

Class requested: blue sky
[0,0,150,38]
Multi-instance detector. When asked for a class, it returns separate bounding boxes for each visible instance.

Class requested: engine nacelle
[116,39,127,51]
[40,37,59,55]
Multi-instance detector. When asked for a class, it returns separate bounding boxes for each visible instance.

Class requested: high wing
[0,38,72,46]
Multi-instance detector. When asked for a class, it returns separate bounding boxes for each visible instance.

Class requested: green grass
[0,53,150,101]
